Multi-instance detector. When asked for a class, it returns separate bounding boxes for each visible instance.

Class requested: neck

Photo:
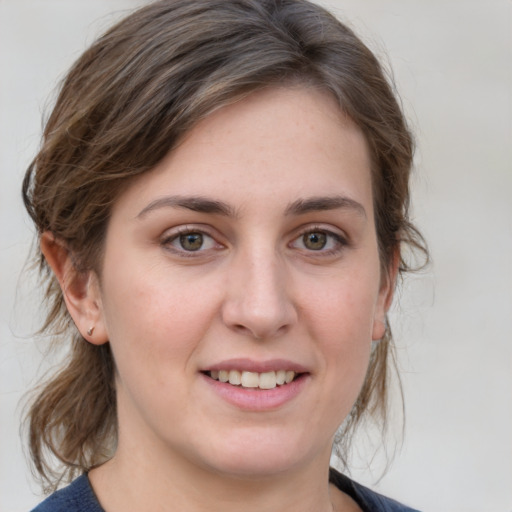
[89,439,337,512]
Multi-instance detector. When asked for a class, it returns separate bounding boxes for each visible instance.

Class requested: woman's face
[94,87,393,477]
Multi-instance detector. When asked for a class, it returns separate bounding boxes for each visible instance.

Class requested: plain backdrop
[1,1,511,511]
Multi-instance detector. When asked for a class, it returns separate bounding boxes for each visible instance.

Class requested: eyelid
[289,224,349,254]
[160,225,225,255]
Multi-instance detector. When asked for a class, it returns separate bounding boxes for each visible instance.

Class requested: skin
[42,86,395,512]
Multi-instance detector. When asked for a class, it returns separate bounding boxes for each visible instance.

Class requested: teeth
[209,369,297,389]
[285,370,295,384]
[259,371,277,389]
[228,370,241,385]
[241,371,259,388]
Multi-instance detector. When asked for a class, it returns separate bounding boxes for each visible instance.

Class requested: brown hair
[22,0,427,491]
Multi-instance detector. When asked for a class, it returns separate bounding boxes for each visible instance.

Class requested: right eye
[161,228,220,255]
[176,232,207,251]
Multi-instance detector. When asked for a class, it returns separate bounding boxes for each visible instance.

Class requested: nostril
[221,286,297,339]
[232,322,290,340]
[233,324,252,335]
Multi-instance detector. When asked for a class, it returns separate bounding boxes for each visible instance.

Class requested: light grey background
[1,1,511,511]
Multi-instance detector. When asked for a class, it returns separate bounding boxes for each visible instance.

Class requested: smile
[207,370,298,390]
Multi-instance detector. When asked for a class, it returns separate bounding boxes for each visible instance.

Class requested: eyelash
[289,226,348,256]
[160,225,348,258]
[160,226,222,257]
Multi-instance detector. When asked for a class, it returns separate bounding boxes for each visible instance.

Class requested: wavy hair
[22,0,427,491]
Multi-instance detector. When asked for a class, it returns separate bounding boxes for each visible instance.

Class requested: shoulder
[329,468,421,512]
[30,475,104,512]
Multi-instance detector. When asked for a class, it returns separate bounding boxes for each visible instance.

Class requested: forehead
[112,86,373,217]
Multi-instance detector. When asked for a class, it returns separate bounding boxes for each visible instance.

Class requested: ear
[372,248,400,341]
[40,232,108,345]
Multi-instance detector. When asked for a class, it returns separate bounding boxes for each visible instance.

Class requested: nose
[221,247,297,340]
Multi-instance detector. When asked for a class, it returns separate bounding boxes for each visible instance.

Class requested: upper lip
[203,358,309,374]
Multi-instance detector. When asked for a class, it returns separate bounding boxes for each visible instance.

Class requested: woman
[23,1,426,510]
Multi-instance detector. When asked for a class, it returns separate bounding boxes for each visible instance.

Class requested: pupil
[180,233,203,251]
[304,232,326,250]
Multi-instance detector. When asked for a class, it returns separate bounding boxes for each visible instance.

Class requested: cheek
[99,260,222,381]
[301,267,380,388]
[304,269,380,343]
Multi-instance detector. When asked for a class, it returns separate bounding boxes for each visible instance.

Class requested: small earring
[87,326,94,336]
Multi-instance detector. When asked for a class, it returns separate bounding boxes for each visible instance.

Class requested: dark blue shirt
[32,468,420,511]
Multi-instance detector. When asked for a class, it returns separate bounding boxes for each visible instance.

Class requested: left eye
[291,230,344,252]
[164,231,218,252]
[302,232,328,250]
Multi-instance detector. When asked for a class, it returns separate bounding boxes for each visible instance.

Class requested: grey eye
[302,232,327,250]
[179,233,204,251]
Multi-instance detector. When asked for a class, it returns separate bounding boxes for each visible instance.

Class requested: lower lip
[201,373,309,411]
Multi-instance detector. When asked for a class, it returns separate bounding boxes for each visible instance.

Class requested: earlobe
[372,249,400,341]
[40,232,108,345]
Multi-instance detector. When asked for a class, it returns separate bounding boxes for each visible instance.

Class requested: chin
[195,427,325,479]
[209,454,302,480]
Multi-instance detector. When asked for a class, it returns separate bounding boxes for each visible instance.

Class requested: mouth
[203,369,303,390]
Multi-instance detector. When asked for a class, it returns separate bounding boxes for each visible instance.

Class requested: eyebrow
[284,195,367,218]
[136,195,237,219]
[136,194,366,220]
